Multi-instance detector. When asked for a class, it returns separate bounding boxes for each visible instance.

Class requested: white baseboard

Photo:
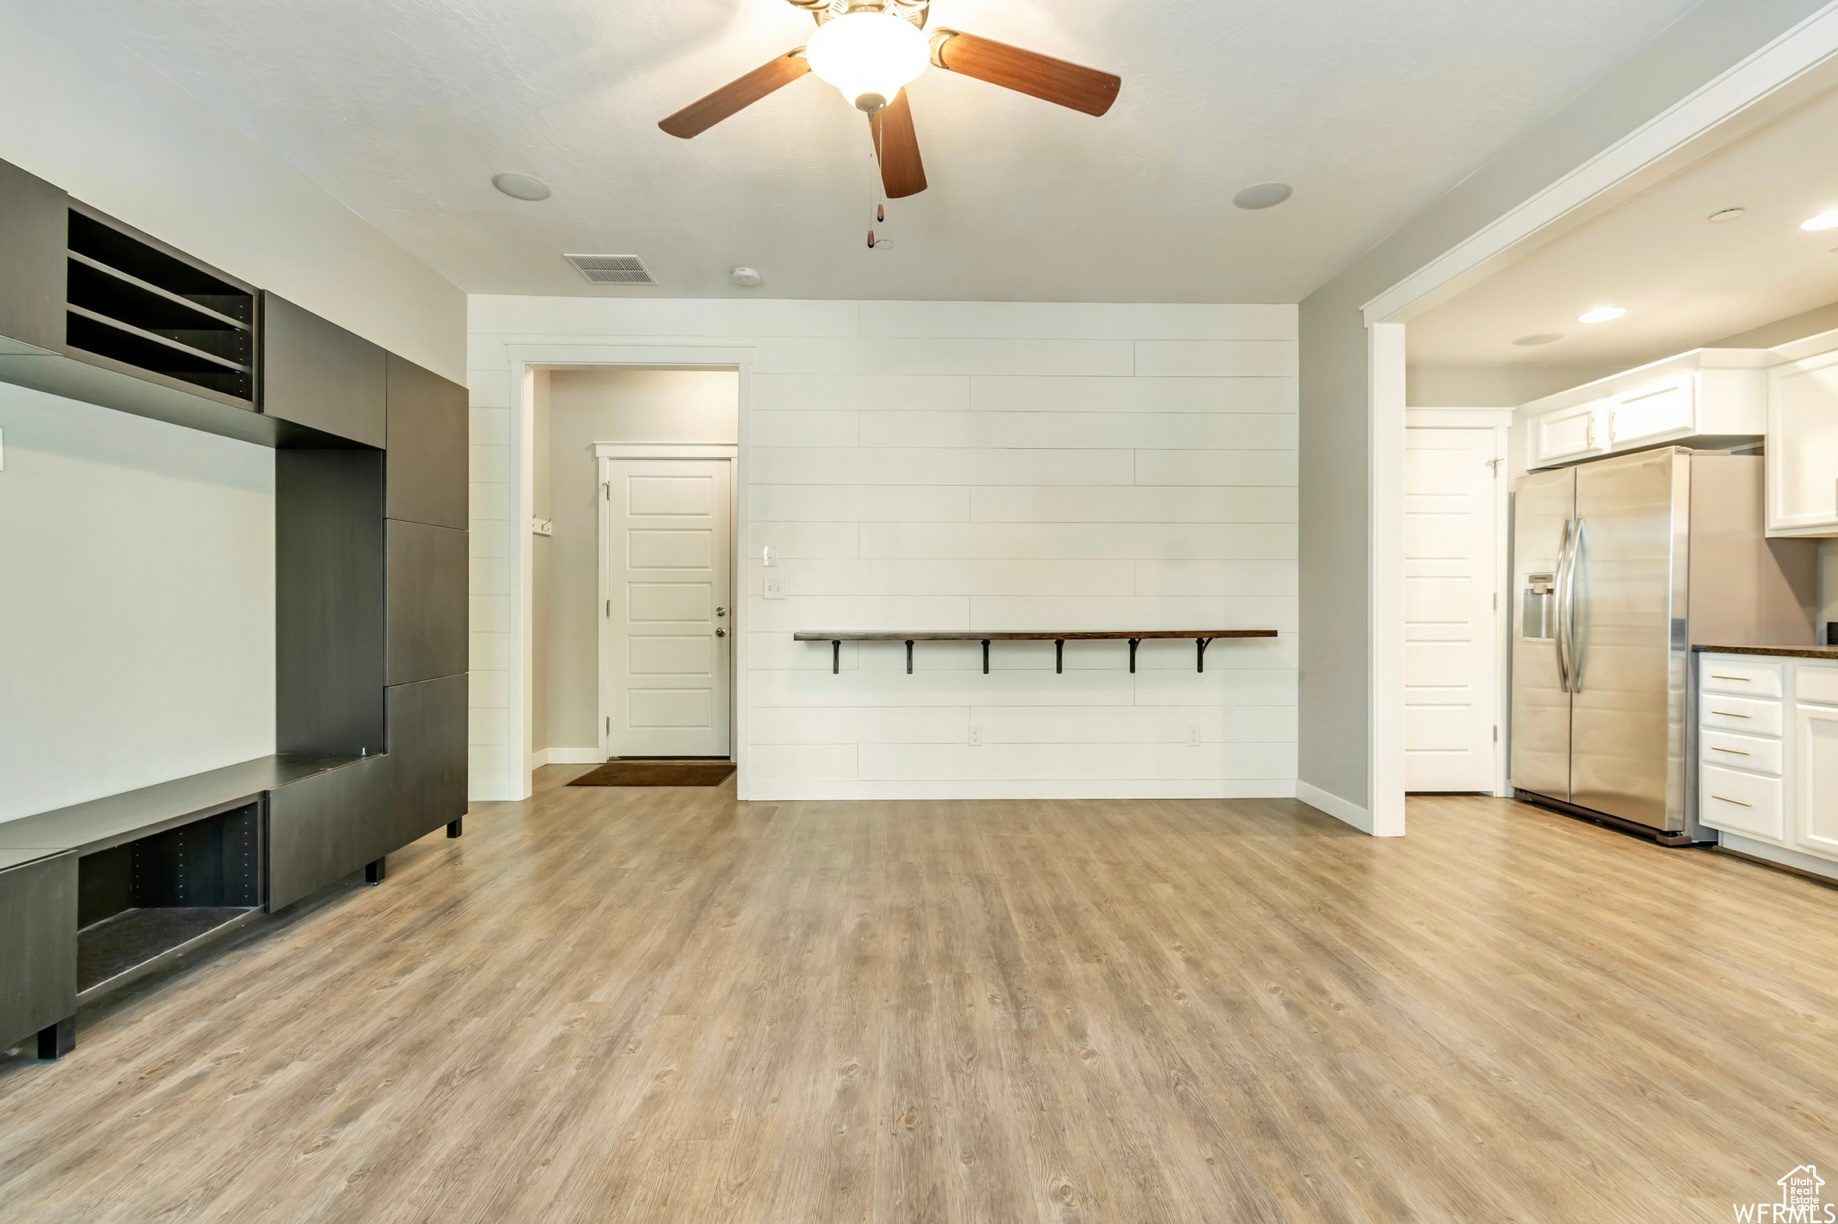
[542,747,602,766]
[740,779,1299,802]
[1296,780,1375,833]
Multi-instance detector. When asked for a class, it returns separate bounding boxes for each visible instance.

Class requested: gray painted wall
[1406,364,1626,408]
[1297,0,1832,814]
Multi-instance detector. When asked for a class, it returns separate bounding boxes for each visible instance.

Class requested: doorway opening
[529,367,740,767]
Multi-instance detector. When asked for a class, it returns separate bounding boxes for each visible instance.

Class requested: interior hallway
[2,778,1832,1222]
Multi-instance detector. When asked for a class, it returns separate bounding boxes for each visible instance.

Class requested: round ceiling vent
[1232,182,1293,210]
[492,173,552,202]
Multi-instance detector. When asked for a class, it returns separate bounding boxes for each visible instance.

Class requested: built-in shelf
[793,629,1280,674]
[77,906,258,1001]
[66,250,251,334]
[0,753,361,857]
[67,301,251,371]
[61,206,256,403]
[66,208,252,324]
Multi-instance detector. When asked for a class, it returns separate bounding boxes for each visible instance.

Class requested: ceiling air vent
[564,253,657,286]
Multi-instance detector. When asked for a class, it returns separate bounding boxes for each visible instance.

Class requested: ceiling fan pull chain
[865,146,883,248]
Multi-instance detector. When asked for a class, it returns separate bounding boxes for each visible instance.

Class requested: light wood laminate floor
[4,775,1837,1222]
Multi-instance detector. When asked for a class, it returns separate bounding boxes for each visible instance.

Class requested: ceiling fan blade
[659,50,809,139]
[928,30,1120,117]
[870,89,927,199]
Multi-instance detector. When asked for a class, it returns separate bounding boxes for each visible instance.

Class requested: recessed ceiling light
[1802,209,1838,231]
[1232,182,1293,210]
[1514,333,1564,347]
[492,173,552,201]
[1708,207,1745,223]
[730,266,763,288]
[1578,306,1626,324]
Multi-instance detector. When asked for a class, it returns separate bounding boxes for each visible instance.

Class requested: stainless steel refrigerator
[1511,449,1816,842]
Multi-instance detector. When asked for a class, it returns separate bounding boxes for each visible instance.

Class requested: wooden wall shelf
[792,630,1280,674]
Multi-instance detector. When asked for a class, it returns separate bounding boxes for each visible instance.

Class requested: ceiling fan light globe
[805,10,928,112]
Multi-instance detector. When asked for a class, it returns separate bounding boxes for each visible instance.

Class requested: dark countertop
[1694,644,1838,660]
[0,753,365,856]
[0,846,67,872]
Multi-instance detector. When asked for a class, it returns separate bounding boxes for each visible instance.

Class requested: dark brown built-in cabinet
[0,156,468,1057]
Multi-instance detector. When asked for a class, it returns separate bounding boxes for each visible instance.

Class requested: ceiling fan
[659,0,1122,199]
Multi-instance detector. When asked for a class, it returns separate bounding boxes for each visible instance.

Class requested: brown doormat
[569,759,736,787]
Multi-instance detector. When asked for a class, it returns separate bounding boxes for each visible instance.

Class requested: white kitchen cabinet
[1530,401,1605,467]
[1794,695,1838,859]
[1766,346,1838,536]
[1522,350,1767,471]
[1699,653,1838,880]
[1608,375,1695,447]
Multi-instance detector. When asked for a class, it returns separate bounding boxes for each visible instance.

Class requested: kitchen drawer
[1700,728,1783,776]
[1700,657,1784,699]
[1701,694,1784,738]
[1797,663,1838,707]
[1701,764,1785,841]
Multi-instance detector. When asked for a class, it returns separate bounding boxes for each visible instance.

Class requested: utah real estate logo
[1734,1165,1832,1223]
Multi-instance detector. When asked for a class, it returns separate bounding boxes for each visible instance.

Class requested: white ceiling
[82,0,1707,301]
[1409,82,1838,367]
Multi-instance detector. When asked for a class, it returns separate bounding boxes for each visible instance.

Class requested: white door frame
[595,443,739,762]
[503,344,754,801]
[1404,408,1513,796]
[1357,11,1838,833]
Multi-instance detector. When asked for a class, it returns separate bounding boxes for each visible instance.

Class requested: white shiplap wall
[468,299,1298,801]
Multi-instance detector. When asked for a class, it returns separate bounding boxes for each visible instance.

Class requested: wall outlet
[968,726,983,747]
[763,576,784,600]
[1187,725,1201,747]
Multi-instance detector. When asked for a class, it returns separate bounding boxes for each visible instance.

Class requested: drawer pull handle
[1711,746,1751,756]
[1712,795,1752,808]
[1711,710,1751,718]
[1710,674,1751,682]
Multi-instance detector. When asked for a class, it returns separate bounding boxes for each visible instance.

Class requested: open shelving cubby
[64,207,255,403]
[73,798,264,1001]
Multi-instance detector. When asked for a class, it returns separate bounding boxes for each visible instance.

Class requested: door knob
[716,628,727,638]
[716,607,727,617]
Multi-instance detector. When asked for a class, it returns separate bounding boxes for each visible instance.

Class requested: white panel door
[602,458,732,758]
[1404,426,1501,792]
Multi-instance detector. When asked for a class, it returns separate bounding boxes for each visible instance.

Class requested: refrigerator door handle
[1566,517,1588,693]
[1554,518,1574,694]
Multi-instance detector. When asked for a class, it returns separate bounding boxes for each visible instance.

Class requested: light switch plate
[763,576,784,600]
